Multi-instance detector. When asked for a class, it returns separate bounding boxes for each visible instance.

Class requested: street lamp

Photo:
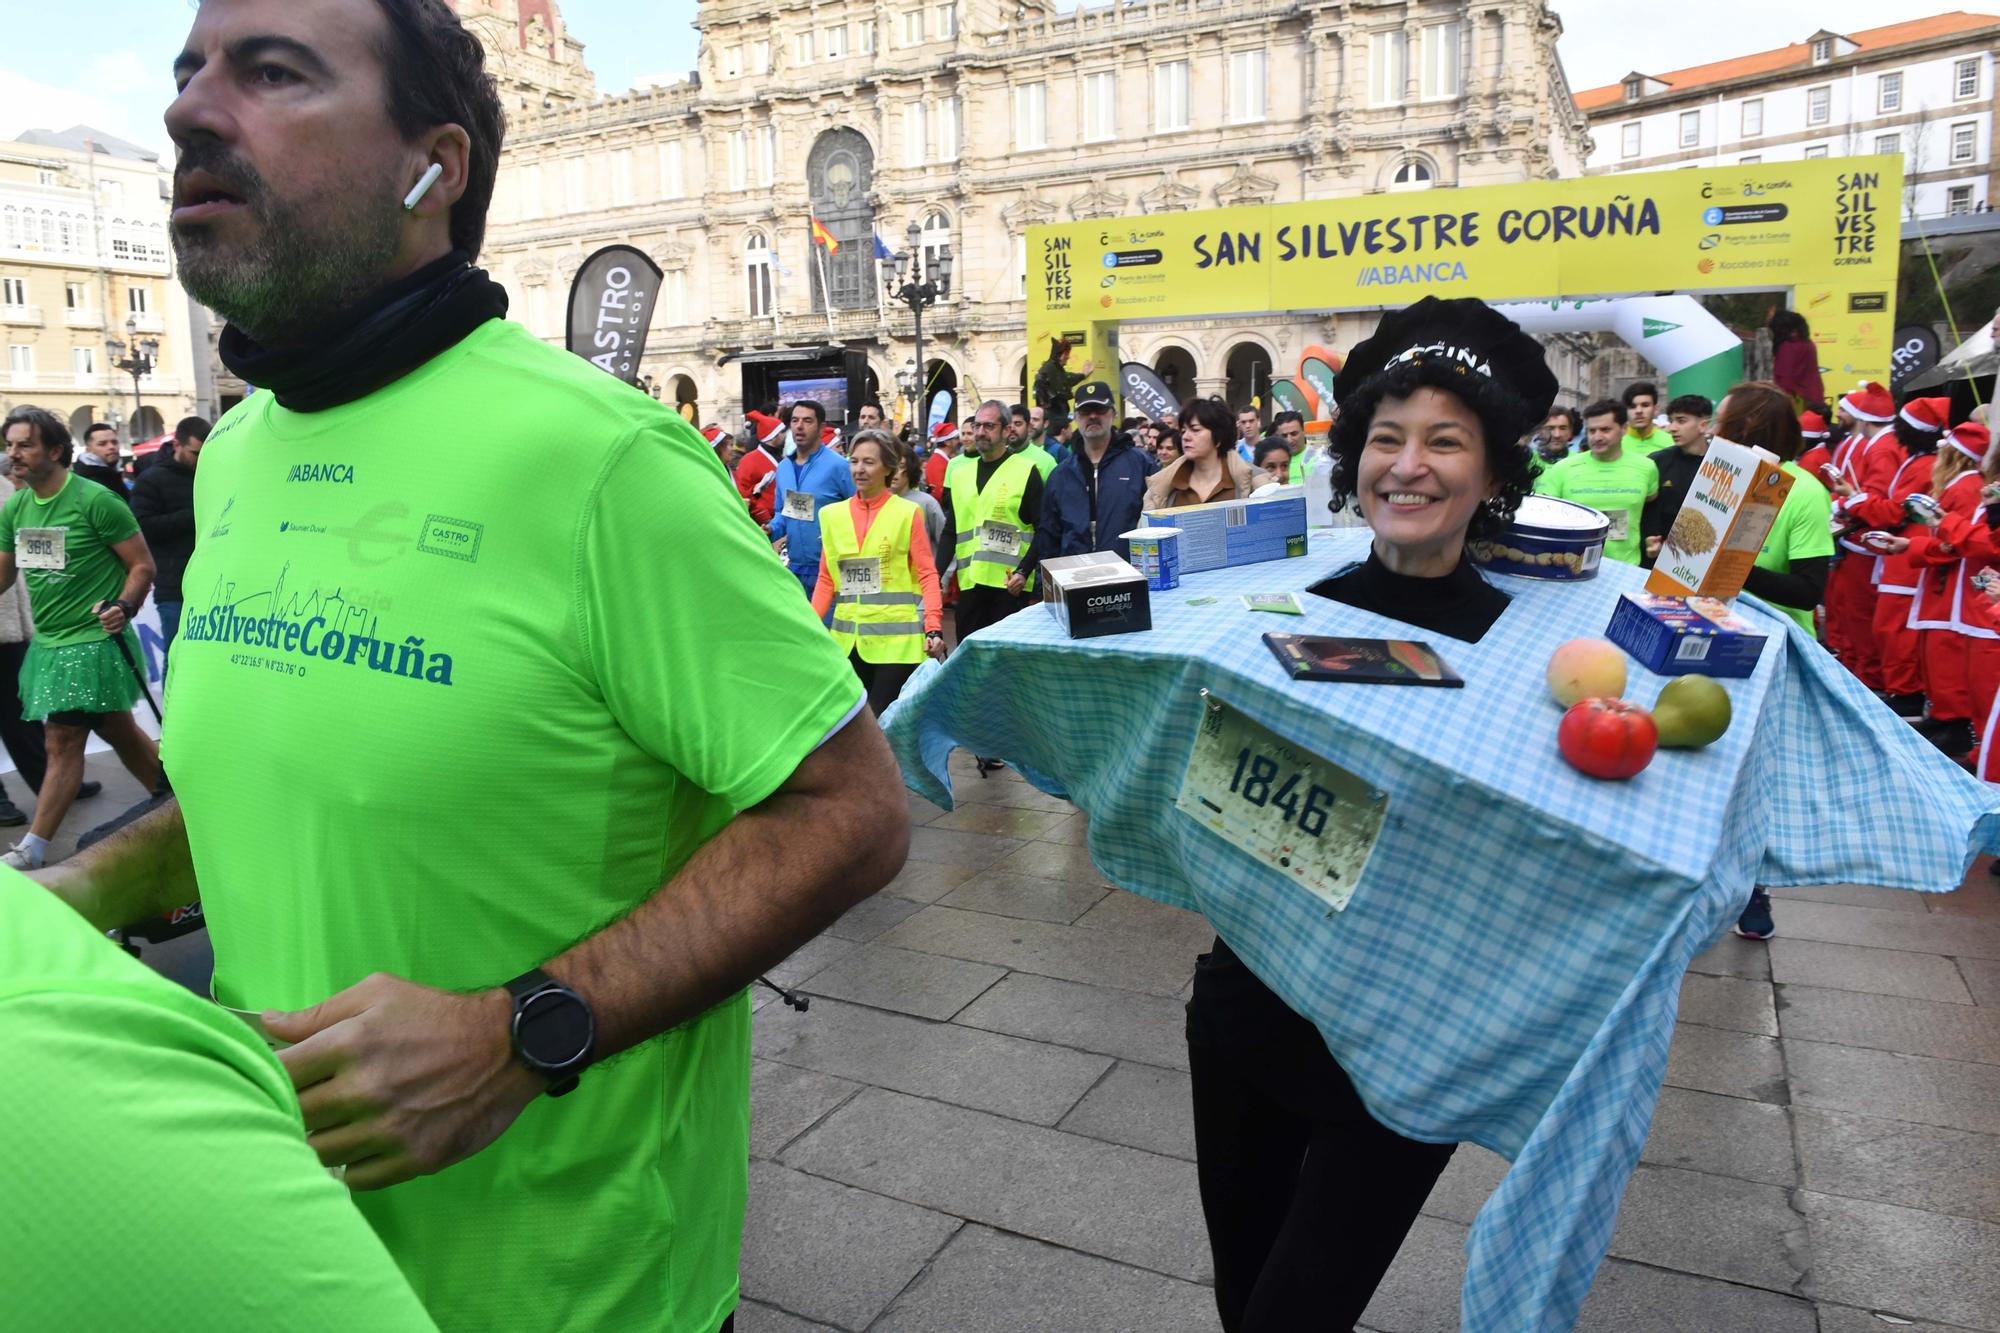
[893,360,917,424]
[105,316,161,445]
[883,219,950,426]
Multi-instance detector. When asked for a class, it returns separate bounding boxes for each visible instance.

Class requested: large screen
[778,375,849,425]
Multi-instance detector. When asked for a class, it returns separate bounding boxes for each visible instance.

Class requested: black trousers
[1187,948,1457,1332]
[953,584,1027,644]
[848,652,917,717]
[0,640,48,793]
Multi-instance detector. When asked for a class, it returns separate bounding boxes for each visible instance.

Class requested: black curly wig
[1327,358,1545,543]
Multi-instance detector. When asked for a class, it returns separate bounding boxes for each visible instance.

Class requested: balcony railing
[1,304,44,327]
[64,308,104,330]
[124,311,166,335]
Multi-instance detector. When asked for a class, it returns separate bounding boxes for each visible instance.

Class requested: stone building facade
[473,0,1589,427]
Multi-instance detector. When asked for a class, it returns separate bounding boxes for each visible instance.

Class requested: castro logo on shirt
[287,462,356,484]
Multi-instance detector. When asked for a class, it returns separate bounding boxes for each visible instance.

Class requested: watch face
[517,989,593,1069]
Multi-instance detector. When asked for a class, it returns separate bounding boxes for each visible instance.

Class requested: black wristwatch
[503,968,595,1097]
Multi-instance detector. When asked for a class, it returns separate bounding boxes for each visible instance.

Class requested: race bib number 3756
[1174,690,1388,912]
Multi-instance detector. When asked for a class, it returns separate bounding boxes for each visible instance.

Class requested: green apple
[1654,675,1732,749]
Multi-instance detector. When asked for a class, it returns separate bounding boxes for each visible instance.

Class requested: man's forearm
[117,561,155,611]
[36,798,198,931]
[548,718,909,1059]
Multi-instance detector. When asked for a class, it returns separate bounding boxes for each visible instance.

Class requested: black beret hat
[1333,297,1560,440]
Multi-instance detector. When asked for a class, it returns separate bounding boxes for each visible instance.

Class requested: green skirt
[20,634,144,720]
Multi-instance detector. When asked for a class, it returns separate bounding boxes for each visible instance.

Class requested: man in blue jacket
[1027,380,1156,582]
[769,399,855,594]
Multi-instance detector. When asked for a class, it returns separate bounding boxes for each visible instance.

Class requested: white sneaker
[1,844,40,870]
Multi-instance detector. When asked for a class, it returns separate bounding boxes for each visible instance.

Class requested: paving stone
[879,860,981,905]
[1688,931,1773,981]
[1573,1259,1816,1333]
[1961,957,2000,1007]
[1417,1144,1510,1225]
[1059,1061,1197,1160]
[1356,1214,1469,1332]
[1606,1164,1807,1293]
[1073,889,1219,957]
[905,790,948,828]
[1662,1023,1789,1103]
[1678,971,1778,1036]
[1772,882,1934,914]
[1770,938,1975,1005]
[951,777,1077,814]
[872,1224,1221,1333]
[1817,1304,1990,1333]
[1802,1190,2000,1331]
[783,1087,1213,1283]
[1925,877,2000,918]
[753,997,1111,1126]
[750,1059,862,1161]
[1776,984,2000,1064]
[927,802,1075,839]
[1795,1106,2000,1225]
[766,934,861,989]
[1641,1086,1797,1186]
[954,972,1194,1071]
[741,1160,961,1332]
[878,905,1199,996]
[1767,899,2000,961]
[1037,811,1091,845]
[990,836,1113,884]
[797,944,1007,1021]
[824,893,925,942]
[1786,1038,2000,1136]
[905,825,1024,869]
[937,869,1108,924]
[733,1299,840,1333]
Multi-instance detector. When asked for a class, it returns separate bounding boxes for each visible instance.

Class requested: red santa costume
[1824,382,1900,688]
[923,421,960,505]
[733,411,788,526]
[1795,411,1833,482]
[1845,397,1949,702]
[1909,424,2000,758]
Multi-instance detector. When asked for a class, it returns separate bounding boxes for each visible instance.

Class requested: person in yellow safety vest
[1007,402,1059,480]
[810,429,947,715]
[947,400,1046,647]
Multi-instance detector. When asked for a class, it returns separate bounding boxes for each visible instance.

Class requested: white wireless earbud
[403,162,444,211]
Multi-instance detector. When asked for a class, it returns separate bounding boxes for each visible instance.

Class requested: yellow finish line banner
[1029,156,1902,389]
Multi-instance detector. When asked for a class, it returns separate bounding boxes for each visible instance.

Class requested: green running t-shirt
[0,873,436,1330]
[160,318,865,1332]
[1753,461,1836,634]
[1534,451,1661,565]
[0,473,141,646]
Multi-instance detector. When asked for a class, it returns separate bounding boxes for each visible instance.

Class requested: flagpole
[810,209,836,335]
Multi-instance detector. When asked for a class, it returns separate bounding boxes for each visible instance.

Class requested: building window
[1948,185,1975,216]
[901,10,923,45]
[563,156,586,208]
[1679,110,1700,148]
[934,4,956,38]
[728,130,748,190]
[1621,122,1640,158]
[73,346,93,377]
[919,210,951,288]
[1739,155,1761,164]
[796,31,812,64]
[749,40,770,75]
[757,126,777,187]
[1014,82,1047,149]
[1804,145,1828,159]
[1807,85,1830,126]
[723,44,741,78]
[127,287,148,315]
[65,281,85,310]
[1623,80,1641,103]
[1,277,24,307]
[8,346,31,376]
[1390,158,1435,191]
[662,269,687,325]
[1083,71,1117,142]
[744,231,774,318]
[824,25,846,59]
[1369,30,1408,106]
[1419,22,1461,100]
[1740,99,1763,138]
[1015,234,1027,300]
[658,141,683,198]
[904,101,928,166]
[517,162,542,219]
[1875,132,1900,156]
[1810,37,1832,64]
[1231,50,1268,123]
[1877,71,1902,114]
[938,96,961,163]
[857,21,875,54]
[1952,121,1977,164]
[1957,57,1981,101]
[1156,60,1190,132]
[610,148,634,205]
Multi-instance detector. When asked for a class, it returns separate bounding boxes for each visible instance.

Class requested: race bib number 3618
[16,528,66,571]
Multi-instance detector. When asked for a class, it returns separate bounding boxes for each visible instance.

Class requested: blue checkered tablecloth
[883,529,2000,1333]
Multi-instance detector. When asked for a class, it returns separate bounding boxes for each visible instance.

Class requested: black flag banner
[1120,362,1177,420]
[565,245,663,385]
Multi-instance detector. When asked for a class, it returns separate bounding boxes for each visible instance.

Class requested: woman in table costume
[1185,297,1556,1332]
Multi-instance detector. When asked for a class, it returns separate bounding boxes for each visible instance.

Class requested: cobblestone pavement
[83,747,2000,1333]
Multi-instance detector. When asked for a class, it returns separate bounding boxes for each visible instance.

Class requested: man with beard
[75,423,133,505]
[36,4,911,1331]
[1029,380,1157,570]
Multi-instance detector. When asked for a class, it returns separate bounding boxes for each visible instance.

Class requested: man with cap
[1029,379,1157,575]
[735,410,788,526]
[947,400,1044,644]
[1823,381,1901,686]
[769,399,855,596]
[923,420,960,506]
[1842,396,1949,714]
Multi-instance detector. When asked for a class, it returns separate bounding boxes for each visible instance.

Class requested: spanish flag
[810,212,840,255]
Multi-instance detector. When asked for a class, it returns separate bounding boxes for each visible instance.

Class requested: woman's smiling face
[1355,386,1493,574]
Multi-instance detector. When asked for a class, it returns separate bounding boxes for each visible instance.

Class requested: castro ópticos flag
[565,244,663,385]
[1120,362,1177,420]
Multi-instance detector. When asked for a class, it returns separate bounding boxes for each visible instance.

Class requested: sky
[0,0,1973,165]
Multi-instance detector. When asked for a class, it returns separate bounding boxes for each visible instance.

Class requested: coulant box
[1039,552,1153,639]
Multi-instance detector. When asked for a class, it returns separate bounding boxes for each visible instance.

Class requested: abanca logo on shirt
[287,462,356,484]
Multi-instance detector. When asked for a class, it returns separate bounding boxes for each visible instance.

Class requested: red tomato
[1557,697,1658,780]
